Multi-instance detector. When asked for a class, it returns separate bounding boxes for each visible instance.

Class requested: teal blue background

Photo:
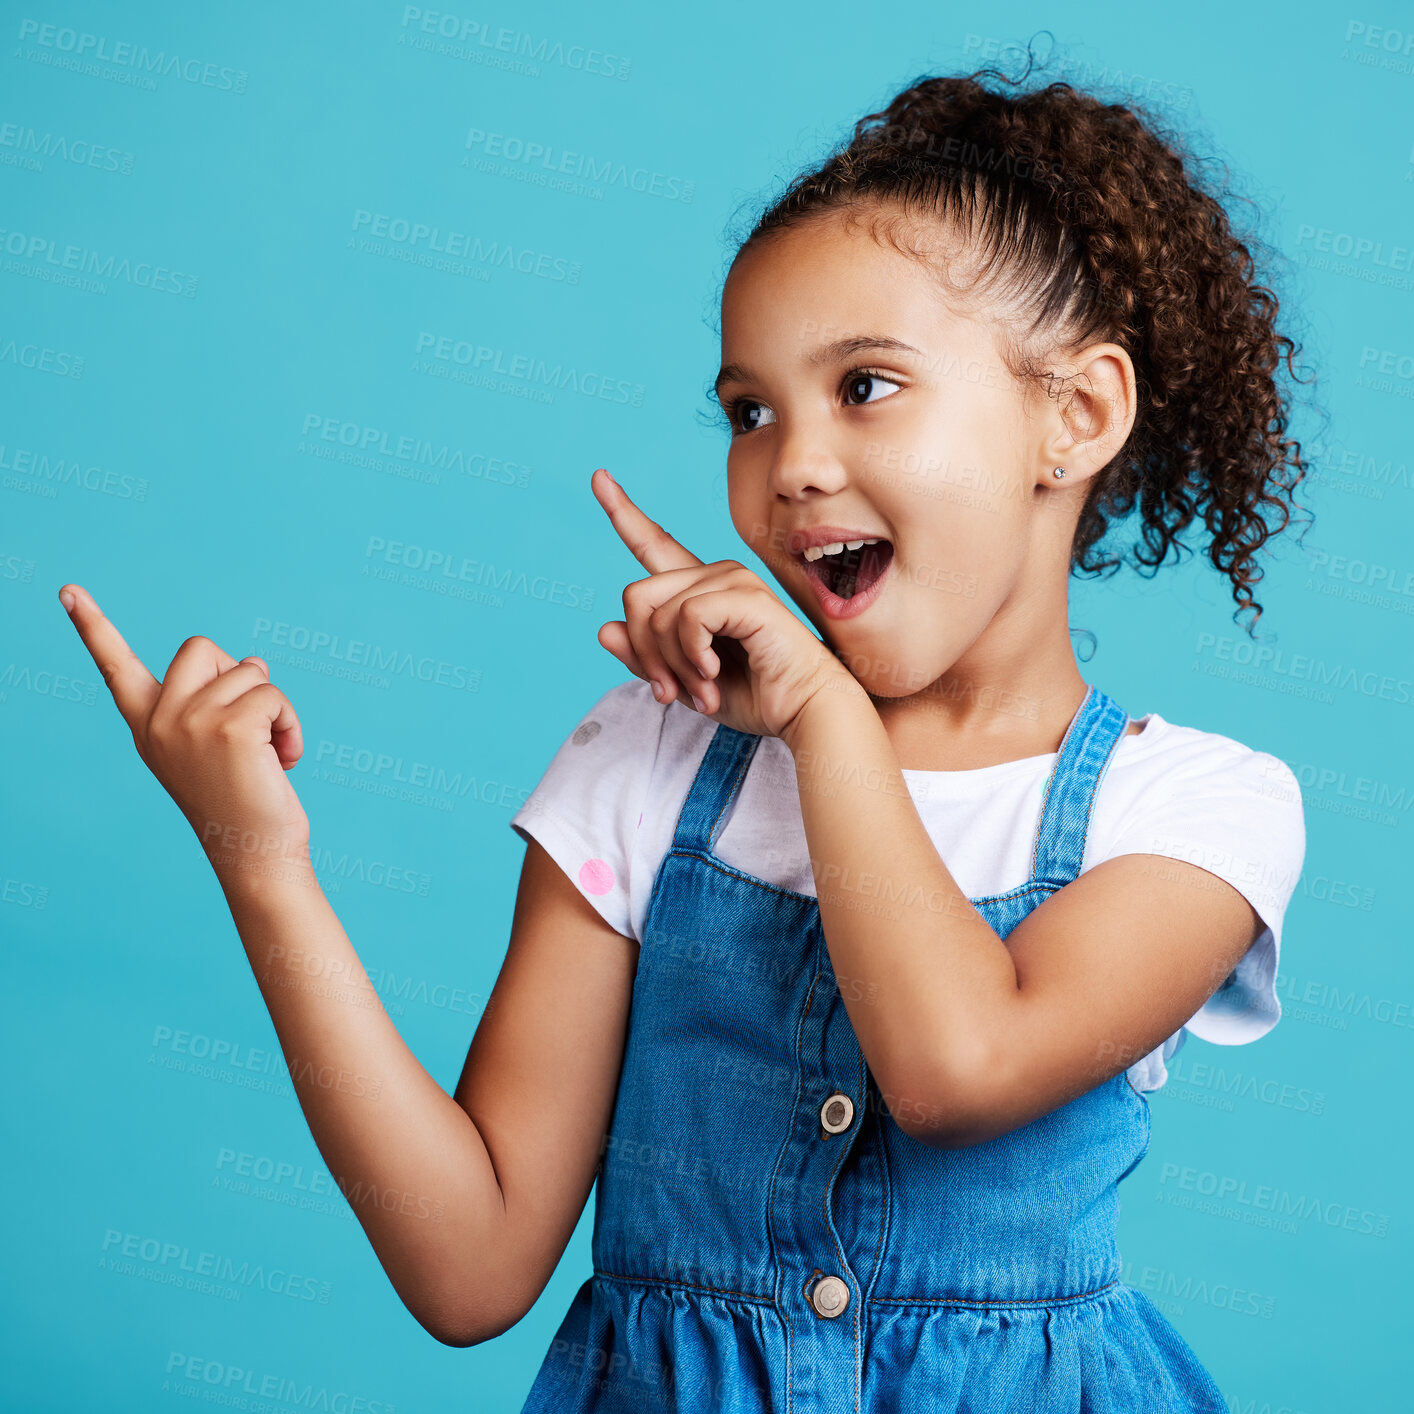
[4,1,1410,1409]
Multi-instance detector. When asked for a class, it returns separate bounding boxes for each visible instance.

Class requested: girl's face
[718,210,1120,705]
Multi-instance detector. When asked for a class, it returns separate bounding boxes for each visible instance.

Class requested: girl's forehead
[720,242,990,368]
[722,216,982,332]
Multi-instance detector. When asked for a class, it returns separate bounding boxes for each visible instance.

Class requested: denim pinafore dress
[520,685,1228,1413]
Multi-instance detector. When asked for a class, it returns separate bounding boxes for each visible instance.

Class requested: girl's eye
[843,370,903,406]
[723,369,902,437]
[729,399,776,435]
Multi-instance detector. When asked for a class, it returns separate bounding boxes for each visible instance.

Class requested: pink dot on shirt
[580,859,615,895]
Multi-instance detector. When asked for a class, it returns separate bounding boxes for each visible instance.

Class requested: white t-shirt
[510,677,1307,1094]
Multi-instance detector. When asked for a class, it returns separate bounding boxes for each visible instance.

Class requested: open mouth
[800,539,894,603]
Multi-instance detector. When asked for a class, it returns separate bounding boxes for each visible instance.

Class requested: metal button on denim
[811,1274,850,1318]
[820,1091,854,1134]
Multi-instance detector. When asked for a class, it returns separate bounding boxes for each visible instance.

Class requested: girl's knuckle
[152,710,185,745]
[212,715,243,745]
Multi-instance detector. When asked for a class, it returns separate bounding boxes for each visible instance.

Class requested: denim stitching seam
[670,723,732,853]
[768,924,822,1414]
[1028,685,1095,878]
[592,1268,778,1306]
[707,729,760,853]
[871,1276,1121,1309]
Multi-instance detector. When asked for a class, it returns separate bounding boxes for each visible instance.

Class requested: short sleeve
[1102,743,1306,1051]
[509,678,668,940]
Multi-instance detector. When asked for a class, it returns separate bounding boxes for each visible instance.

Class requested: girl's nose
[764,429,851,501]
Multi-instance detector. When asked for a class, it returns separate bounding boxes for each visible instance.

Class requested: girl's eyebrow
[714,334,925,400]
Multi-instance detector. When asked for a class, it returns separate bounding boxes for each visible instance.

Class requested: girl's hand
[58,583,311,876]
[591,469,858,742]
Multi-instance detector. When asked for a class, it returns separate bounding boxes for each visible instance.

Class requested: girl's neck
[871,669,1130,773]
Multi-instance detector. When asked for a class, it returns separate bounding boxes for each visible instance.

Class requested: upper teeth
[803,538,880,562]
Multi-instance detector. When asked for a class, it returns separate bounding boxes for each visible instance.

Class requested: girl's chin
[825,626,975,704]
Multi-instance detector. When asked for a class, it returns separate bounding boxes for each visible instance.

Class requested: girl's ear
[1039,342,1138,487]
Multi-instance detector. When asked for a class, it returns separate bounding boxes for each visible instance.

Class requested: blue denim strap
[670,722,762,855]
[674,688,1126,880]
[1029,685,1131,887]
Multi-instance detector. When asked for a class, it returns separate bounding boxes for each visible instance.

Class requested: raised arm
[58,583,638,1345]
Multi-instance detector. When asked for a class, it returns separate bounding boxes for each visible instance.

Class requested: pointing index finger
[592,468,703,575]
[59,583,161,730]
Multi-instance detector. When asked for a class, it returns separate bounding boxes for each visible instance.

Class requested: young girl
[505,60,1309,1414]
[60,54,1308,1414]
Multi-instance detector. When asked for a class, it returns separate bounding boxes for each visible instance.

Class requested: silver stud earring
[1052,467,1067,479]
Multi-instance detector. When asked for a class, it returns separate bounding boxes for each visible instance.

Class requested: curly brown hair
[714,41,1317,636]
